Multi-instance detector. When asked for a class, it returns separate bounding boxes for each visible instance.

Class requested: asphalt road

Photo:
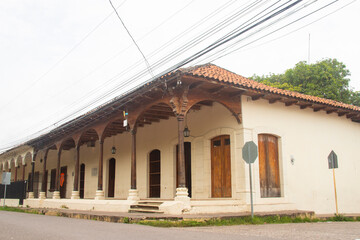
[0,211,359,240]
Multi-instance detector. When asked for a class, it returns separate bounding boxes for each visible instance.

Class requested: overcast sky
[0,0,359,152]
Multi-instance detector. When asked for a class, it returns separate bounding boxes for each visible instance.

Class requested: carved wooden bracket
[93,123,108,143]
[169,84,190,119]
[185,88,242,124]
[72,133,82,148]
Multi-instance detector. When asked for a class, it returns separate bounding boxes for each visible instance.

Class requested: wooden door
[149,150,160,198]
[50,169,56,192]
[44,170,48,197]
[176,142,192,197]
[258,134,281,197]
[60,166,67,198]
[27,173,31,191]
[80,164,85,199]
[33,172,40,198]
[211,135,231,198]
[108,159,115,198]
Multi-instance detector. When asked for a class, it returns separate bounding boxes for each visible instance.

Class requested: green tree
[251,58,360,106]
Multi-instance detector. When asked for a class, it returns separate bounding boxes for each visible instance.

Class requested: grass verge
[137,215,360,227]
[0,206,43,215]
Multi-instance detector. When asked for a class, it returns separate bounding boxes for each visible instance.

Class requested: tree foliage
[250,58,360,106]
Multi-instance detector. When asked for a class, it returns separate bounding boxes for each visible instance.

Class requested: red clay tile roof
[179,63,360,112]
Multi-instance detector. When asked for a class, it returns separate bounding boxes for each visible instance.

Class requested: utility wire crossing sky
[0,0,359,153]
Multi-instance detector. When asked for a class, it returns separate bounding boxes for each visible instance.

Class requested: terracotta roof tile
[179,63,360,112]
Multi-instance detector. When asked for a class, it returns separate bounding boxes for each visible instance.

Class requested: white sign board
[2,172,11,185]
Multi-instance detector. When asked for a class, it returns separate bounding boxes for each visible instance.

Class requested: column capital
[130,128,137,135]
[177,115,185,121]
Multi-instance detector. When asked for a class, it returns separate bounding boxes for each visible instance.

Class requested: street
[0,211,359,240]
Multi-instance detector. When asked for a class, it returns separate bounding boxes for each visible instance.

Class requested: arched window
[258,134,281,198]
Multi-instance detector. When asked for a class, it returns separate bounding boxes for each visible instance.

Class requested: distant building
[1,64,359,214]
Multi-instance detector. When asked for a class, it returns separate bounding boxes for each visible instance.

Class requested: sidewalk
[33,208,317,222]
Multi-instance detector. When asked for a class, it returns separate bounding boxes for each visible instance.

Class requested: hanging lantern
[183,126,190,137]
[183,115,190,137]
[111,135,116,154]
[87,140,95,148]
[111,146,116,154]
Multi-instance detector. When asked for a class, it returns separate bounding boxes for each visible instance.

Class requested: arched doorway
[149,150,161,198]
[60,166,67,198]
[108,158,116,198]
[211,135,231,198]
[176,142,192,197]
[80,164,85,199]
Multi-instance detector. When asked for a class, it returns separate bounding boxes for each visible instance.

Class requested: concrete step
[128,208,164,214]
[138,201,163,206]
[130,204,160,210]
[129,201,164,214]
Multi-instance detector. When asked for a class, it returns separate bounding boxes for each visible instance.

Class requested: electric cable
[109,0,154,78]
[0,0,244,139]
[228,0,357,57]
[0,0,128,110]
[0,0,346,152]
[208,0,340,63]
[0,0,318,150]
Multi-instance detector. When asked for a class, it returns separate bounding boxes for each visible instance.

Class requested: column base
[175,187,190,201]
[95,190,105,200]
[127,189,140,201]
[52,191,60,199]
[174,187,191,213]
[71,191,80,199]
[39,192,46,199]
[28,192,34,199]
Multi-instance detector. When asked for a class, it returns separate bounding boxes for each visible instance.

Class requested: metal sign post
[2,172,11,207]
[248,158,254,218]
[242,141,258,218]
[328,150,339,215]
[3,185,6,207]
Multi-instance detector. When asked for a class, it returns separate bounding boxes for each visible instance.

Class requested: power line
[0,0,128,111]
[195,0,319,64]
[0,0,346,152]
[0,0,238,144]
[109,0,154,78]
[0,0,197,130]
[227,0,357,56]
[208,0,341,62]
[0,0,310,150]
[0,1,281,149]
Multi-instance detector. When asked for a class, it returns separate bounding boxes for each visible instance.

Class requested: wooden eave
[21,65,360,152]
[180,72,360,124]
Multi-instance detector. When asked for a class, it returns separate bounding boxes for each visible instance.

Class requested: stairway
[129,201,164,214]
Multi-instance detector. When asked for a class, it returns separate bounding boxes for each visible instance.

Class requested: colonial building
[1,64,359,214]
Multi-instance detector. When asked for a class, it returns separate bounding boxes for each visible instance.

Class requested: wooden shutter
[258,134,281,198]
[211,135,232,198]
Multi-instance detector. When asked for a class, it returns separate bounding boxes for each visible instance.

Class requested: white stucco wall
[30,102,246,203]
[241,95,360,214]
[18,95,360,215]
